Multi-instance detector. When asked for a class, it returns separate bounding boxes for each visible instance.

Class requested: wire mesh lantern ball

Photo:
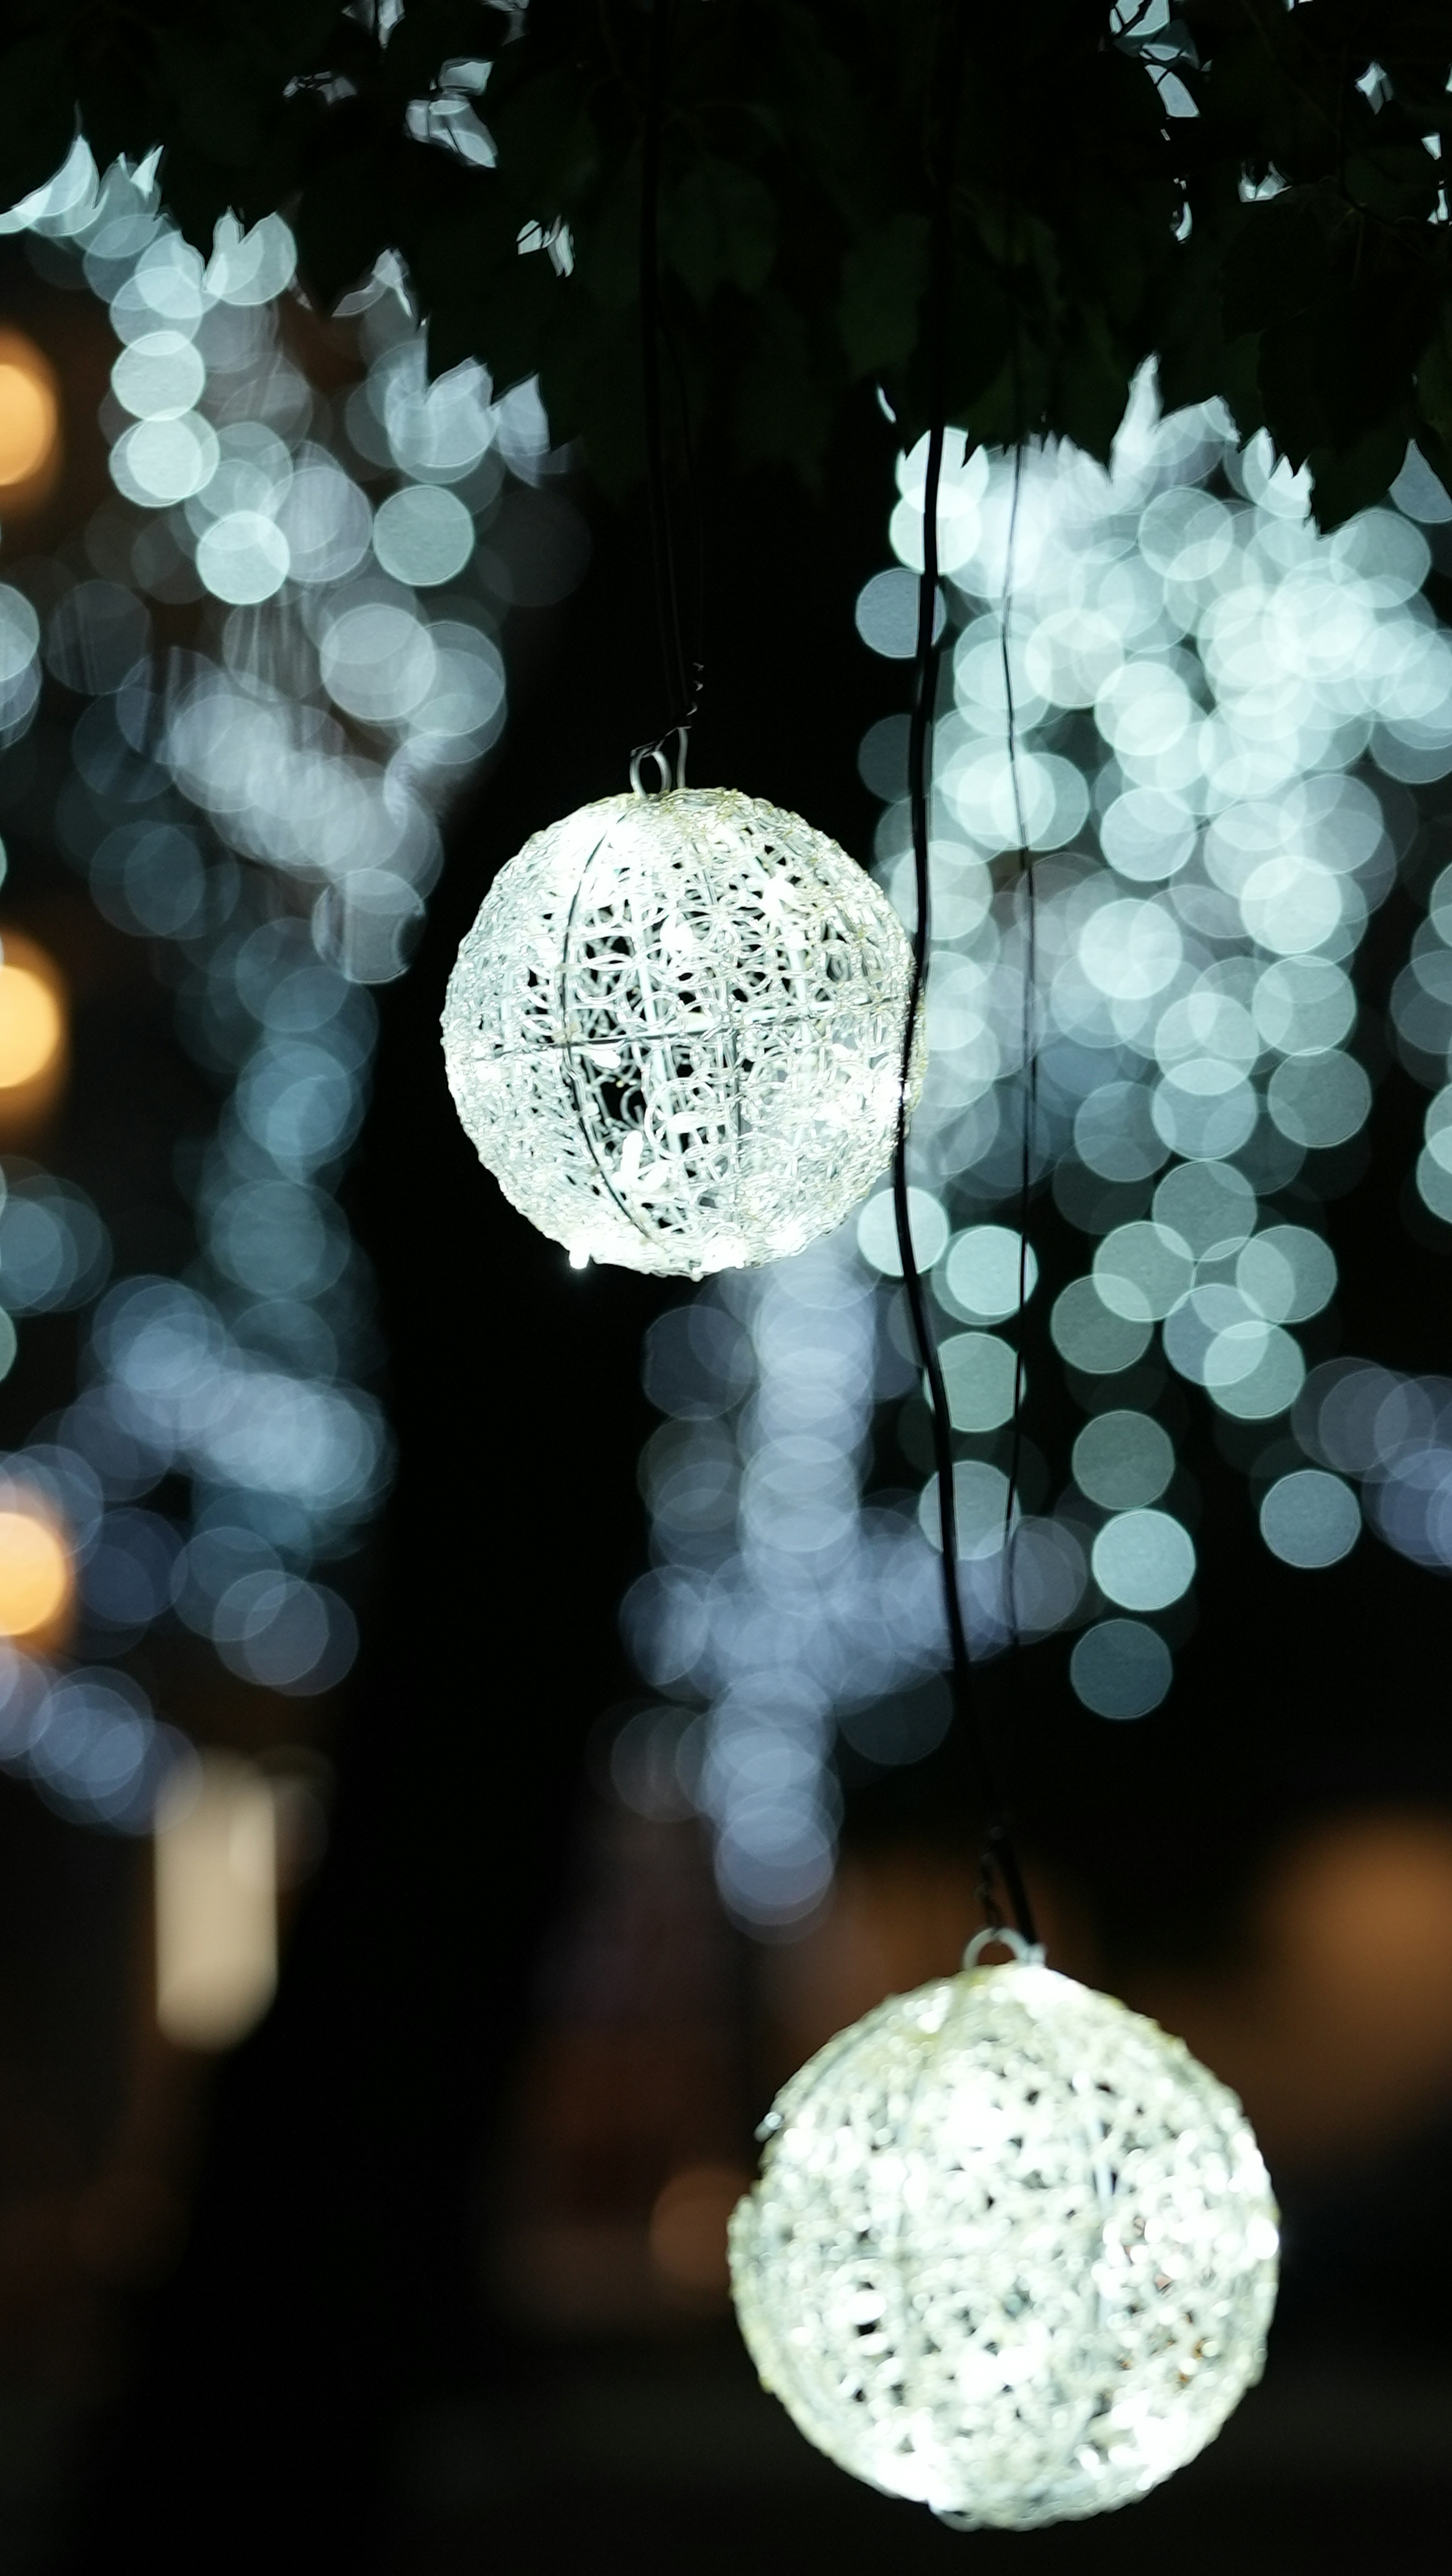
[442,784,920,1277]
[729,1934,1278,2532]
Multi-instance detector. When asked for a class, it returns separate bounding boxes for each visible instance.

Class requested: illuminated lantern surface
[729,1940,1278,2531]
[442,787,918,1277]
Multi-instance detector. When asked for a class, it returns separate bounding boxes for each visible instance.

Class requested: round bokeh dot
[940,1224,1036,1322]
[1091,1508,1195,1612]
[939,1331,1019,1432]
[371,482,476,586]
[1050,1277,1151,1375]
[858,1186,948,1277]
[1205,1325,1306,1421]
[1070,1617,1173,1719]
[1152,1159,1256,1261]
[1074,1082,1168,1183]
[1266,1051,1372,1151]
[195,510,290,603]
[1237,1226,1336,1324]
[1416,1146,1452,1224]
[1258,1468,1360,1568]
[112,413,218,506]
[1093,1221,1191,1322]
[1073,1409,1174,1511]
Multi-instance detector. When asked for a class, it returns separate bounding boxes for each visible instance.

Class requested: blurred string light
[624,1238,965,1929]
[0,137,571,1832]
[858,388,1452,1704]
[622,374,1452,1922]
[1289,1357,1452,1576]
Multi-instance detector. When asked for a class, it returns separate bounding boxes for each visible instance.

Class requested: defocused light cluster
[0,137,569,1833]
[623,1237,962,1927]
[1291,1358,1452,1575]
[6,141,523,983]
[621,378,1452,1921]
[0,1632,188,1831]
[854,388,1452,1719]
[1389,823,1452,1228]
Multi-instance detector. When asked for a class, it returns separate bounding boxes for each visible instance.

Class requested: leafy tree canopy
[2,0,1451,524]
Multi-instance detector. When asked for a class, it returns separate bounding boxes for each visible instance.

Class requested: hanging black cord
[892,15,1036,1951]
[639,0,695,784]
[1000,443,1036,1625]
[661,318,706,757]
[991,453,1042,1954]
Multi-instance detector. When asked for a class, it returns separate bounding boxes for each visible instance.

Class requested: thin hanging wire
[999,446,1036,1617]
[892,25,1036,1951]
[661,319,707,756]
[638,0,698,788]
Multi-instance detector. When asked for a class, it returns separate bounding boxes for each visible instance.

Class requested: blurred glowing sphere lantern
[442,786,918,1277]
[729,1936,1278,2531]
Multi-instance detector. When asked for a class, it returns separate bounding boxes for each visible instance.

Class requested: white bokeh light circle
[372,482,475,586]
[442,787,920,1276]
[729,1946,1278,2531]
[1092,1507,1195,1609]
[111,328,206,421]
[110,412,218,506]
[195,510,290,604]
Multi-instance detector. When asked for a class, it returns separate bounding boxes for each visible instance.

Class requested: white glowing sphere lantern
[729,1937,1278,2531]
[442,787,918,1277]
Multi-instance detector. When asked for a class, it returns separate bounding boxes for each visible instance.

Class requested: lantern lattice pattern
[729,1951,1278,2530]
[442,788,918,1276]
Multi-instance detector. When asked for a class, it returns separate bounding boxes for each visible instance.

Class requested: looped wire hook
[963,1926,1046,1970]
[629,724,689,797]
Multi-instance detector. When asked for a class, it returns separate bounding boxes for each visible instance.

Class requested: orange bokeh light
[647,2163,749,2297]
[0,1502,74,1647]
[0,932,67,1123]
[0,961,63,1091]
[0,331,60,503]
